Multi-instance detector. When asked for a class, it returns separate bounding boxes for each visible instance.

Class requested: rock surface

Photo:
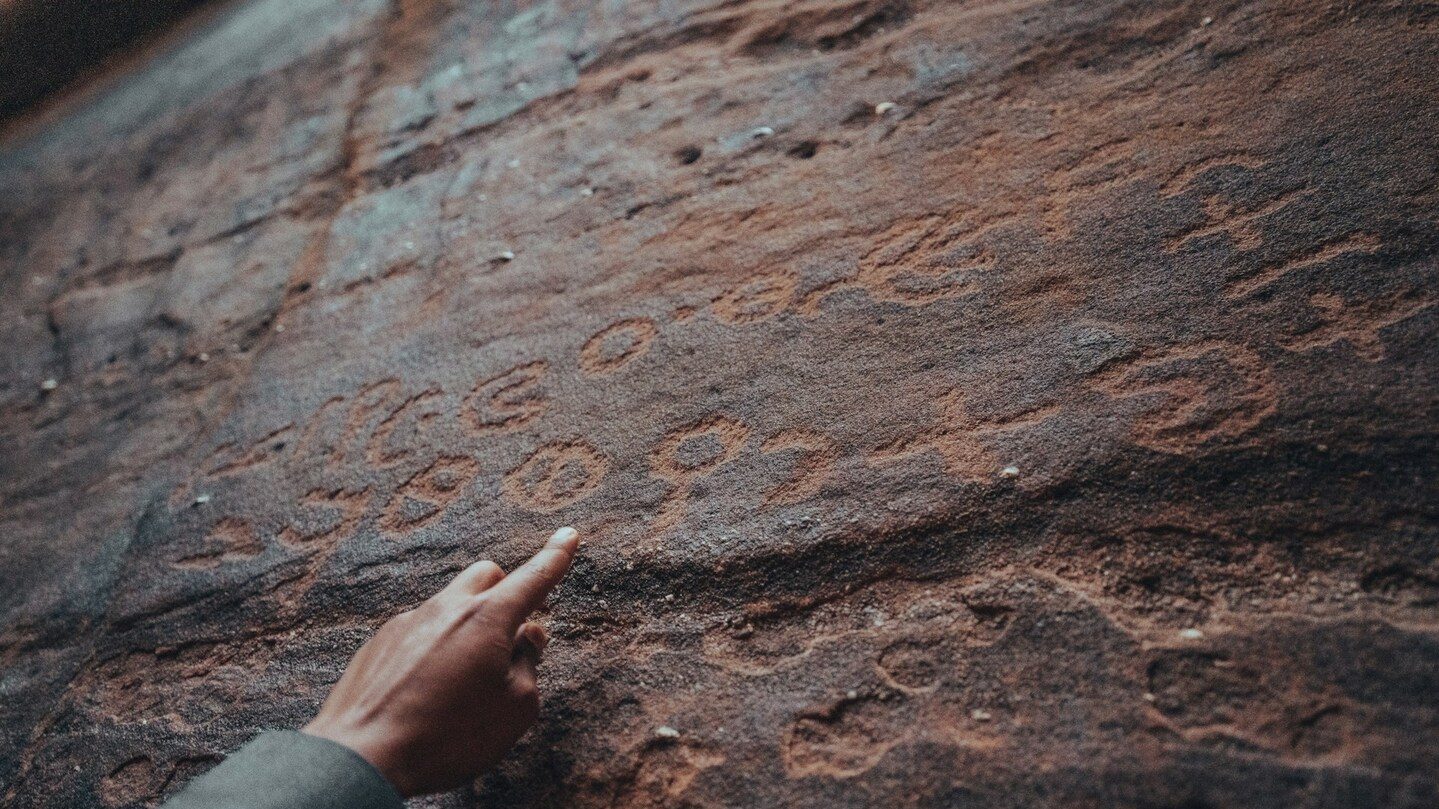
[2,0,1437,806]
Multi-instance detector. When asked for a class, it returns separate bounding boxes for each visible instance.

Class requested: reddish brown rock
[1,0,1437,806]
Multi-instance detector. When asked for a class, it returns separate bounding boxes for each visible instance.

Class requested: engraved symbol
[1039,137,1142,238]
[502,439,610,512]
[1158,154,1268,199]
[782,697,902,779]
[328,379,402,471]
[1224,232,1381,299]
[800,216,992,316]
[1281,290,1431,362]
[366,388,444,467]
[650,415,751,533]
[290,395,347,466]
[278,488,370,549]
[205,424,296,478]
[578,318,659,375]
[170,422,296,509]
[274,487,372,614]
[711,273,796,324]
[1165,187,1312,254]
[1089,341,1276,453]
[868,389,1055,482]
[463,361,548,434]
[378,456,480,535]
[760,429,838,505]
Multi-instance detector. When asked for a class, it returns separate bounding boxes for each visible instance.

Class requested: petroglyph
[1225,232,1383,299]
[501,439,610,512]
[612,741,725,807]
[1165,187,1312,253]
[782,696,901,779]
[291,396,348,465]
[277,488,370,549]
[711,272,797,324]
[1038,137,1147,238]
[800,215,994,315]
[463,361,549,434]
[1089,342,1277,453]
[650,415,751,533]
[876,637,946,691]
[1158,153,1269,198]
[327,379,403,471]
[869,389,1054,482]
[1281,290,1432,362]
[205,424,296,478]
[365,388,443,467]
[578,318,659,375]
[760,429,838,505]
[377,456,480,535]
[171,517,263,569]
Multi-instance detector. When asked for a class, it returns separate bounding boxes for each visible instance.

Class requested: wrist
[301,720,416,797]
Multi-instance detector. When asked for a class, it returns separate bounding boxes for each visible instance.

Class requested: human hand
[302,526,580,797]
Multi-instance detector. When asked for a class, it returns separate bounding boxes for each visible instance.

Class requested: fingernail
[550,526,579,548]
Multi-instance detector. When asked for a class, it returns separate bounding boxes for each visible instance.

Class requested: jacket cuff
[162,730,404,809]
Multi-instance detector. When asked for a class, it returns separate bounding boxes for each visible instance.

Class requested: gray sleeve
[161,730,404,809]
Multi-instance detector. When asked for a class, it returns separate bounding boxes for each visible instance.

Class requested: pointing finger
[441,559,505,599]
[484,527,579,630]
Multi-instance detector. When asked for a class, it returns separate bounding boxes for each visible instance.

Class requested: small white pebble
[507,158,520,168]
[274,324,285,333]
[497,250,516,262]
[40,378,58,391]
[846,689,858,700]
[971,709,992,721]
[193,494,212,505]
[580,187,595,197]
[751,126,775,138]
[664,594,675,602]
[655,725,680,738]
[1201,15,1213,25]
[198,352,210,363]
[625,561,635,571]
[1143,692,1156,702]
[1000,465,1020,479]
[591,584,600,593]
[874,101,897,115]
[598,599,609,607]
[1179,628,1204,640]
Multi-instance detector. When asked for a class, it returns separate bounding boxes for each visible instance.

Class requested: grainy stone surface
[2,0,1437,807]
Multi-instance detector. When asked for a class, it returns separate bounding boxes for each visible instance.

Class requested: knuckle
[455,598,488,627]
[515,682,541,714]
[465,592,496,615]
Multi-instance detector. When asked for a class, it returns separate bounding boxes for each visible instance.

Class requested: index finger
[484,526,580,629]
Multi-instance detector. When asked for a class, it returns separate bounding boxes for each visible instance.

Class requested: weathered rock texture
[2,0,1437,806]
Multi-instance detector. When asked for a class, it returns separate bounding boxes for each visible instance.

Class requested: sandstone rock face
[2,0,1437,806]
